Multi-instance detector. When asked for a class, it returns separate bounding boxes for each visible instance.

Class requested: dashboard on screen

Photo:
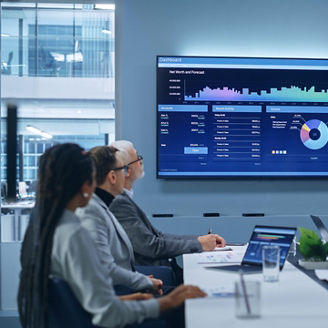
[157,56,328,177]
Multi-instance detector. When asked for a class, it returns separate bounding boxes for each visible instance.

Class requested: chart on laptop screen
[243,227,296,266]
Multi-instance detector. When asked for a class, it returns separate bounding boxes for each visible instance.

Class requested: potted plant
[298,228,328,269]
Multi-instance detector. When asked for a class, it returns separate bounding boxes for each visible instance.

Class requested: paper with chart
[197,245,247,264]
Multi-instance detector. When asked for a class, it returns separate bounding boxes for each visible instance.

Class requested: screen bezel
[241,225,297,269]
[156,55,328,179]
[310,215,328,242]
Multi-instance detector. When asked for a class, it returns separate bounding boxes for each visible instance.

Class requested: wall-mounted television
[157,56,328,178]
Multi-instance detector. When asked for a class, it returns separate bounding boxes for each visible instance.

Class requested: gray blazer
[75,193,152,291]
[51,209,159,327]
[109,191,202,266]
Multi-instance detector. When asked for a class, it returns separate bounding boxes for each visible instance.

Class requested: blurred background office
[1,1,115,186]
[0,2,115,325]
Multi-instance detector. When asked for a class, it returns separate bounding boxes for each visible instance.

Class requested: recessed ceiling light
[95,4,115,10]
[26,125,52,139]
[102,29,112,35]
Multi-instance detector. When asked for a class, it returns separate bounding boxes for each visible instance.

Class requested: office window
[0,1,115,311]
[1,1,115,190]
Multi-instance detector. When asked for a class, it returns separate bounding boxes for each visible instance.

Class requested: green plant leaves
[299,228,327,261]
[323,242,328,256]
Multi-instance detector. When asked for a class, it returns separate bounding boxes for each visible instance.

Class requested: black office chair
[48,278,100,328]
[48,277,170,328]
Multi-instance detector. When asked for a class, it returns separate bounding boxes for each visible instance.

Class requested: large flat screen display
[157,56,328,177]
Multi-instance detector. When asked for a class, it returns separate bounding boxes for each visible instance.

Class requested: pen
[208,228,213,234]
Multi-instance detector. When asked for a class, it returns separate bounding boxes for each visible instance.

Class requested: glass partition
[1,1,115,190]
[0,1,115,311]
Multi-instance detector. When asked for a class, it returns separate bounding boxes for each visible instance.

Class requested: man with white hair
[109,140,226,282]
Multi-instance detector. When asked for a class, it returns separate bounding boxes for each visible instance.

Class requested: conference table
[183,246,328,328]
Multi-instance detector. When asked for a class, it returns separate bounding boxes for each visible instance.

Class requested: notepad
[201,286,234,297]
[197,251,244,264]
[214,246,233,251]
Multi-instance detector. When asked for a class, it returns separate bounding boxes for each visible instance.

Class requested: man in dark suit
[109,140,226,282]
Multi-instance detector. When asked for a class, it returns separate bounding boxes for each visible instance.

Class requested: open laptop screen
[243,226,297,267]
[311,215,328,243]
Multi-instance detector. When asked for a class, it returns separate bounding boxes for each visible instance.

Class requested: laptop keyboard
[208,264,262,274]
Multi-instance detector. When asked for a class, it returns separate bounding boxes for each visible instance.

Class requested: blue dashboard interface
[242,226,296,266]
[157,56,328,177]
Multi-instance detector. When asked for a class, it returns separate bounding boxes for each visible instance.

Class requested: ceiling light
[102,29,112,35]
[95,4,115,10]
[26,125,52,139]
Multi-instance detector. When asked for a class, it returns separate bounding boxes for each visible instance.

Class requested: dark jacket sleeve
[110,195,202,260]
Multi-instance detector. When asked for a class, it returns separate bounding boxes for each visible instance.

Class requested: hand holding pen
[198,229,226,251]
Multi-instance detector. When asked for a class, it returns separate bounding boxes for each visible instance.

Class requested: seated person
[17,143,205,328]
[76,146,162,294]
[109,140,226,281]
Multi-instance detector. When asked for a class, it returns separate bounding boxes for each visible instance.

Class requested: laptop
[207,225,297,274]
[310,215,328,243]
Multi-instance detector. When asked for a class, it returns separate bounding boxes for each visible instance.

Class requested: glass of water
[262,245,280,282]
[235,280,261,318]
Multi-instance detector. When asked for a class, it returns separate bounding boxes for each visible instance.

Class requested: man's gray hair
[110,140,134,163]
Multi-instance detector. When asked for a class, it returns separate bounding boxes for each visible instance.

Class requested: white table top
[183,246,328,328]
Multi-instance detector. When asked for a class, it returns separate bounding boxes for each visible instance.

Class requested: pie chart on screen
[300,119,328,150]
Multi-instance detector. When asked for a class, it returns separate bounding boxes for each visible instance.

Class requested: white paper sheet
[197,247,246,264]
[315,269,328,281]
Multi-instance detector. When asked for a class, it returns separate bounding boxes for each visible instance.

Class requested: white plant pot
[298,259,328,270]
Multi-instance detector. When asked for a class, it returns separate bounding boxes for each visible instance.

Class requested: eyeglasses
[127,154,143,166]
[112,165,129,174]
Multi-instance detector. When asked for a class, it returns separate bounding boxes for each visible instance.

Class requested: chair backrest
[48,277,99,328]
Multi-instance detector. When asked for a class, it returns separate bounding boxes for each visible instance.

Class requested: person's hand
[158,285,206,312]
[151,278,163,295]
[213,234,226,248]
[197,234,226,251]
[119,292,154,301]
[197,234,217,251]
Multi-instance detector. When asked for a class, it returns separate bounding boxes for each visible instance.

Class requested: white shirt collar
[123,188,134,199]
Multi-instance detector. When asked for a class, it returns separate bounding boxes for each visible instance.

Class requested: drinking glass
[262,245,280,282]
[235,280,261,318]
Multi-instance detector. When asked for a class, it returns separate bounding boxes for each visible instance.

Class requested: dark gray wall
[116,0,328,217]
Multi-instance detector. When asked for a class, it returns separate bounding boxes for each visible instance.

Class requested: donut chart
[300,119,328,150]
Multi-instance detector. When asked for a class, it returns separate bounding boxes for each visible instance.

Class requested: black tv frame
[156,55,328,179]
